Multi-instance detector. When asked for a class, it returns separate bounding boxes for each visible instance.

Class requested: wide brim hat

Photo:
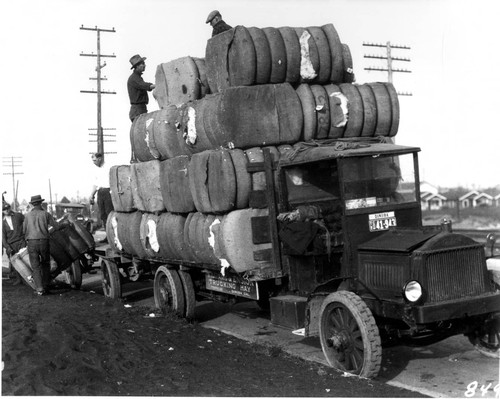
[129,54,147,69]
[2,202,10,211]
[206,10,220,24]
[29,195,45,204]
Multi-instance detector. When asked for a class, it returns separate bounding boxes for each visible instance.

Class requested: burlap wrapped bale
[228,149,251,209]
[356,84,378,137]
[342,44,355,83]
[367,82,393,137]
[294,27,320,83]
[156,212,187,260]
[192,57,211,97]
[262,27,287,84]
[130,112,161,162]
[307,26,331,84]
[205,26,256,93]
[278,26,301,83]
[322,24,344,83]
[324,84,348,138]
[247,27,272,84]
[218,83,303,148]
[310,84,331,139]
[114,211,148,258]
[218,208,273,273]
[339,83,364,138]
[139,213,161,259]
[384,82,400,136]
[130,160,165,213]
[106,211,120,253]
[153,57,201,108]
[160,156,195,213]
[109,165,135,213]
[295,84,316,141]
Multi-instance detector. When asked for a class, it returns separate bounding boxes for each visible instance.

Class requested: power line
[2,156,23,211]
[363,41,413,96]
[80,25,117,162]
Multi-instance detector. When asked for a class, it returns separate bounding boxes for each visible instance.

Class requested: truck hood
[357,228,441,253]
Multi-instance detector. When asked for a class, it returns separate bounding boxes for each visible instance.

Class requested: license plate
[368,211,397,232]
[206,273,259,300]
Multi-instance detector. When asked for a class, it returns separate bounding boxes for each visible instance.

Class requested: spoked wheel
[64,260,83,289]
[467,316,500,358]
[178,270,196,319]
[101,259,122,299]
[154,266,185,316]
[319,291,382,378]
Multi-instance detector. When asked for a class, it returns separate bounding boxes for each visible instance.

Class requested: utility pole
[363,41,412,96]
[2,156,23,211]
[80,25,117,163]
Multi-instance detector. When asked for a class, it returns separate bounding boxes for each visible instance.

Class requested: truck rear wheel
[319,291,382,378]
[101,259,122,299]
[154,266,185,317]
[468,316,500,358]
[178,270,196,319]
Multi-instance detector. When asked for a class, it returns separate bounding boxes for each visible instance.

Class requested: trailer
[97,139,500,378]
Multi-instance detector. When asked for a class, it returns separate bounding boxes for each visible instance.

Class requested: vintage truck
[98,139,500,378]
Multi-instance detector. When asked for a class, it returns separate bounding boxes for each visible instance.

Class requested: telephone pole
[2,156,23,211]
[80,25,117,163]
[363,41,412,96]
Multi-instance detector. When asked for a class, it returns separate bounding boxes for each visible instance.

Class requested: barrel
[159,156,195,213]
[109,165,135,212]
[130,160,165,213]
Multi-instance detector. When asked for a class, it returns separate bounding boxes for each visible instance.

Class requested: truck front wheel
[467,316,500,358]
[319,291,382,378]
[154,266,185,317]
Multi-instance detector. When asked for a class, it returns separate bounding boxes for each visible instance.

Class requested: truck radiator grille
[417,245,488,302]
[363,262,407,289]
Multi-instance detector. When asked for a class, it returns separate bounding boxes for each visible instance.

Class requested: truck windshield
[341,153,417,210]
[284,161,341,204]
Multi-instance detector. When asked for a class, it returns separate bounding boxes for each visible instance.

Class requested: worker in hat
[2,202,26,285]
[206,10,232,37]
[23,195,59,296]
[89,152,114,241]
[127,54,156,123]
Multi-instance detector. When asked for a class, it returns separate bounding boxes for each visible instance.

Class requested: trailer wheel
[319,291,382,378]
[154,266,185,316]
[467,316,500,358]
[179,270,196,319]
[101,259,122,299]
[64,259,83,289]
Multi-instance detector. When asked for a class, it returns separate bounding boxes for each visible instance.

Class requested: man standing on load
[23,195,58,296]
[206,10,232,37]
[127,54,155,122]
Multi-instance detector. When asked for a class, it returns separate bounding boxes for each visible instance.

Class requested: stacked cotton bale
[113,21,401,275]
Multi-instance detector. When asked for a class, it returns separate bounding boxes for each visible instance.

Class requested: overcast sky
[1,0,499,205]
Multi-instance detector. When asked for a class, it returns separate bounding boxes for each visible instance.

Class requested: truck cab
[272,140,499,377]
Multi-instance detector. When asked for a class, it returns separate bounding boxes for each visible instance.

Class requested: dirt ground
[1,277,425,397]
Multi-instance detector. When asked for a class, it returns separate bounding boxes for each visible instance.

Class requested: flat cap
[206,10,220,24]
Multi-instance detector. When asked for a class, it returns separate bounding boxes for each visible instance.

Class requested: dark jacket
[2,211,26,255]
[212,20,232,37]
[23,206,57,240]
[127,70,153,105]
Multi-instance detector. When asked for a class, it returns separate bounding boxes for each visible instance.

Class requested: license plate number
[368,211,397,232]
[206,273,259,300]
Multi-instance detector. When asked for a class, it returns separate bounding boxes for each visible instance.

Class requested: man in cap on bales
[23,195,59,296]
[89,152,114,240]
[2,202,26,284]
[127,54,155,122]
[206,10,232,37]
